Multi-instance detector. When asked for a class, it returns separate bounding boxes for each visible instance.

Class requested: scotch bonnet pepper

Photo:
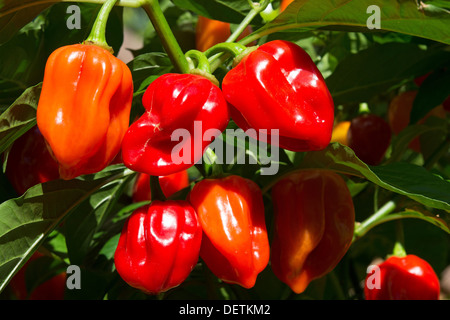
[37,43,133,180]
[114,200,202,294]
[188,175,270,289]
[365,254,440,300]
[270,169,355,294]
[121,73,229,177]
[222,40,334,152]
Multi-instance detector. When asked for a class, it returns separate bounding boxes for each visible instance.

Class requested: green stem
[226,0,270,44]
[353,199,397,242]
[142,0,190,74]
[203,147,223,178]
[208,0,270,72]
[391,221,407,257]
[150,175,167,202]
[84,0,119,51]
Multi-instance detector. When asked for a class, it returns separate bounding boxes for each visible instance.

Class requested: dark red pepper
[121,73,229,176]
[5,126,60,194]
[222,40,334,152]
[365,254,440,300]
[347,114,391,165]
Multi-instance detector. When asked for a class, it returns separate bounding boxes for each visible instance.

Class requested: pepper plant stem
[150,175,167,202]
[84,0,119,51]
[353,199,397,242]
[142,0,190,74]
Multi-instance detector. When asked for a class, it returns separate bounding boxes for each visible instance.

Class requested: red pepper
[188,175,270,289]
[132,170,190,203]
[8,252,66,300]
[270,169,355,294]
[114,200,202,294]
[121,73,229,176]
[36,43,133,180]
[222,40,334,152]
[5,126,60,195]
[347,114,391,165]
[365,254,440,300]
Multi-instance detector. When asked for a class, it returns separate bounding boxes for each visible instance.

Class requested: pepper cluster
[5,0,444,301]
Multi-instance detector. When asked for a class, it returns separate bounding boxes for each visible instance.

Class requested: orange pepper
[270,169,355,294]
[280,0,294,12]
[36,44,133,180]
[195,16,253,52]
[188,175,270,289]
[330,121,351,146]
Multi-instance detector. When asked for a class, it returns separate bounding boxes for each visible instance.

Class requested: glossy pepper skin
[188,175,270,288]
[132,170,190,203]
[114,200,202,294]
[347,114,391,165]
[222,40,334,152]
[365,255,440,300]
[5,126,60,195]
[121,73,229,177]
[37,44,133,180]
[270,169,355,294]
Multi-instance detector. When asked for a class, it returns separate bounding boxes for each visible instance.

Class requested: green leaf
[127,52,174,95]
[0,83,40,155]
[0,165,131,293]
[171,0,263,24]
[367,209,450,235]
[299,143,450,212]
[0,0,58,44]
[63,168,134,265]
[410,68,450,124]
[325,42,450,104]
[260,0,450,45]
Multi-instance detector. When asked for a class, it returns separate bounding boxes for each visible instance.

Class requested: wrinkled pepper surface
[114,200,202,294]
[270,169,355,294]
[222,40,334,152]
[365,254,440,300]
[37,43,133,180]
[121,73,229,177]
[188,175,270,289]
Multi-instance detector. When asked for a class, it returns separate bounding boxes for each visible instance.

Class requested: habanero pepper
[188,175,270,289]
[365,254,440,300]
[36,43,133,180]
[121,73,229,177]
[270,169,355,294]
[222,40,334,152]
[114,200,202,295]
[5,126,60,195]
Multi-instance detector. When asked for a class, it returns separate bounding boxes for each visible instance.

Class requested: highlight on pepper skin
[2,0,449,303]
